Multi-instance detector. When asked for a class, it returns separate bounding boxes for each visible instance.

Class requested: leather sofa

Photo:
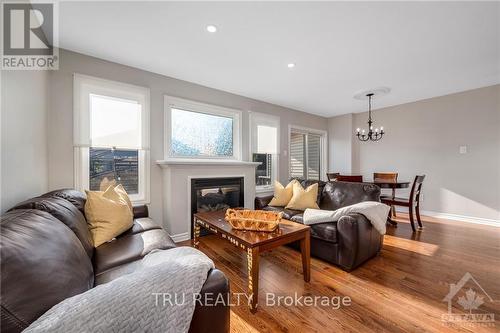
[255,180,384,271]
[0,189,230,333]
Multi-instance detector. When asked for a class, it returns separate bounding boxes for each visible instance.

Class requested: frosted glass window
[90,94,142,149]
[257,125,278,154]
[171,108,233,157]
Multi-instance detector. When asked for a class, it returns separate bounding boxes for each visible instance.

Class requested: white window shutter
[290,132,305,179]
[307,133,321,180]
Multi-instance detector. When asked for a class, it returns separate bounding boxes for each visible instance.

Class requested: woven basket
[225,209,282,232]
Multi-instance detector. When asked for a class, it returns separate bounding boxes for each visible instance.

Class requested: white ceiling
[58,1,500,117]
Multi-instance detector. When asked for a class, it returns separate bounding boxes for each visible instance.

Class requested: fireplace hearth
[191,177,244,237]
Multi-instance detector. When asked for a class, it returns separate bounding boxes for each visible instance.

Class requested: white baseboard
[422,210,500,227]
[171,232,190,242]
[395,207,500,227]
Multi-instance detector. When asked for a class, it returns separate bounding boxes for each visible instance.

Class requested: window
[164,96,241,160]
[171,108,233,157]
[74,74,150,203]
[250,112,280,191]
[289,127,326,180]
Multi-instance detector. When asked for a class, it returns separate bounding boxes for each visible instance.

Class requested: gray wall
[328,85,500,221]
[328,113,353,174]
[1,70,49,212]
[48,49,328,223]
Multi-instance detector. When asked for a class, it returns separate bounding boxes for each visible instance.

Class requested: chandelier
[354,88,389,142]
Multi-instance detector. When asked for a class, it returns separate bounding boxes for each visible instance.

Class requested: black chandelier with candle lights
[354,88,389,142]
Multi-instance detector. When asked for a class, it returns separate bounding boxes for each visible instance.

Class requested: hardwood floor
[181,214,500,333]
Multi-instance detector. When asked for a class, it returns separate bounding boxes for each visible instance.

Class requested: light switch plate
[459,146,467,154]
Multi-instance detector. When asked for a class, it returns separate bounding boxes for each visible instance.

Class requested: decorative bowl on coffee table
[225,209,282,232]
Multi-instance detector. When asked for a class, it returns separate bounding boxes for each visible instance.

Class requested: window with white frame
[164,96,241,160]
[250,112,280,191]
[73,74,150,203]
[289,127,326,180]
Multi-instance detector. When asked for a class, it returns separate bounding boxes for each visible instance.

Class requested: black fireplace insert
[190,177,244,238]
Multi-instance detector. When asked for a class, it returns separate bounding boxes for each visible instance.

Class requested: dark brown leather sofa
[256,180,384,271]
[0,189,229,333]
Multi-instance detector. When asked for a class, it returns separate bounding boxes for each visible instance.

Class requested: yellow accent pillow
[286,182,320,211]
[110,184,133,213]
[269,180,298,207]
[85,185,134,247]
[99,177,116,192]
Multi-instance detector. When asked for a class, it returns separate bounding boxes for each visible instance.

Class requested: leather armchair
[337,213,383,271]
[255,180,384,271]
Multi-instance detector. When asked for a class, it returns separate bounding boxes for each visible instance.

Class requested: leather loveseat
[0,189,229,333]
[255,180,384,271]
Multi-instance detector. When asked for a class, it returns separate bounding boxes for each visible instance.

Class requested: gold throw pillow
[286,182,320,211]
[269,180,298,207]
[99,177,116,192]
[85,185,134,247]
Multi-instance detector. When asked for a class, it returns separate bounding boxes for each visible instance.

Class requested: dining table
[365,180,411,226]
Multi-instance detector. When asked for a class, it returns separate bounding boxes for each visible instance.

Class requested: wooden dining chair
[375,172,398,217]
[381,175,425,232]
[374,172,398,182]
[326,173,340,181]
[335,175,363,182]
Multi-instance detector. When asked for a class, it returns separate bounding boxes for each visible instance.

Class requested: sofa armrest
[255,195,274,210]
[132,205,149,219]
[336,213,383,271]
[189,269,230,333]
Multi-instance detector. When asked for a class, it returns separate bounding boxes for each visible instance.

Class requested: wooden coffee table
[193,210,311,313]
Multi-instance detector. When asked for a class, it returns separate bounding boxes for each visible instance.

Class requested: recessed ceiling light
[287,63,295,68]
[206,25,217,33]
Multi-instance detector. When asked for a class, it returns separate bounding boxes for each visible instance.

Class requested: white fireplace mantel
[156,159,261,168]
[157,159,257,242]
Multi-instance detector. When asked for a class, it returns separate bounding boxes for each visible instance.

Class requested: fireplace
[191,177,244,238]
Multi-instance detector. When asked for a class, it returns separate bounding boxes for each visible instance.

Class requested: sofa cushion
[289,213,303,224]
[93,229,176,275]
[262,206,302,220]
[119,217,163,237]
[0,210,94,332]
[320,181,380,210]
[288,214,337,243]
[8,196,94,258]
[41,189,87,215]
[94,261,141,286]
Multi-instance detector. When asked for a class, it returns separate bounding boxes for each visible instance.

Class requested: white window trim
[249,111,280,192]
[288,125,328,181]
[164,96,242,161]
[73,73,150,204]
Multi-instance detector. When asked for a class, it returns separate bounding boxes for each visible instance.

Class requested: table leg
[387,217,398,226]
[247,247,259,313]
[193,220,200,248]
[391,188,396,218]
[299,230,311,282]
